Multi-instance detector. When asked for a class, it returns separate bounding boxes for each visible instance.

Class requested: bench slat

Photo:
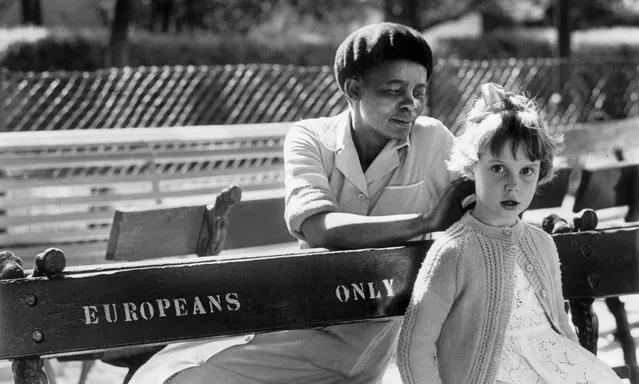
[1,224,637,360]
[0,146,283,169]
[0,123,293,151]
[0,164,283,190]
[0,182,283,209]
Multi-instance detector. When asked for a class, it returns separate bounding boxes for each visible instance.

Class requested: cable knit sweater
[397,212,579,384]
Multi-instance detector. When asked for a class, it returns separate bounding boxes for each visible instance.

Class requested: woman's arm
[300,178,474,249]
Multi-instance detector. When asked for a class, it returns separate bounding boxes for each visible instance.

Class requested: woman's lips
[391,117,412,127]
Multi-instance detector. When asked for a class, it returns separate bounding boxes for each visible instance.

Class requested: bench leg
[569,297,598,354]
[606,297,638,366]
[606,297,639,384]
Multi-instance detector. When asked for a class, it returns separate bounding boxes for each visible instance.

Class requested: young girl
[397,83,623,384]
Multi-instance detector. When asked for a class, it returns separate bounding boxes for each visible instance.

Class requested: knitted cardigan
[397,212,579,384]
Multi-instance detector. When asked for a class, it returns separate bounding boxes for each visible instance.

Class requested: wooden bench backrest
[1,222,638,360]
[104,186,295,262]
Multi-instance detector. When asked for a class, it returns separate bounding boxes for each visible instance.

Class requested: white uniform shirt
[285,109,455,246]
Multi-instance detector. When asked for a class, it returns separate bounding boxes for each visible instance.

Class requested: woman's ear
[344,78,362,102]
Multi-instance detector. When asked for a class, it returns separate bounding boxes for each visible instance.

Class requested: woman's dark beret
[334,22,433,91]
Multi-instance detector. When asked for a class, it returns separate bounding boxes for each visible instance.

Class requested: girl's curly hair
[446,83,564,186]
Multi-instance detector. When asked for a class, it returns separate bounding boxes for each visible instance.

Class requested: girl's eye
[521,167,535,176]
[490,165,506,173]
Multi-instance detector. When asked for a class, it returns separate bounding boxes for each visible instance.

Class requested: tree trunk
[108,0,132,67]
[555,0,571,93]
[161,0,174,33]
[20,0,42,26]
[0,69,5,132]
[384,0,421,30]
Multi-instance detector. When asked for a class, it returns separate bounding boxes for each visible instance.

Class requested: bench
[0,123,296,267]
[1,204,638,384]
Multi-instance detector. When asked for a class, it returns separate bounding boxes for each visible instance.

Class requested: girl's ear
[344,78,362,101]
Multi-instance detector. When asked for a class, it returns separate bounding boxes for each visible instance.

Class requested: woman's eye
[386,88,402,95]
[413,91,426,98]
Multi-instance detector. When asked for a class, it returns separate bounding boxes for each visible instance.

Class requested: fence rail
[2,59,639,132]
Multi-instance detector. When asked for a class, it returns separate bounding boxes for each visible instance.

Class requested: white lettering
[351,283,366,300]
[82,292,243,325]
[83,305,99,324]
[192,297,206,315]
[156,298,171,318]
[103,304,118,323]
[123,303,139,322]
[207,295,223,312]
[174,298,188,316]
[140,302,155,320]
[382,279,395,297]
[225,293,240,311]
[336,285,350,302]
[367,282,381,299]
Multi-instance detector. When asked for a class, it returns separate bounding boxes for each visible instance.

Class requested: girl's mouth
[500,200,520,210]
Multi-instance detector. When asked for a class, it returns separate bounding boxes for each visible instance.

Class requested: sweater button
[526,264,534,272]
[503,229,512,236]
[541,290,547,298]
[510,245,518,252]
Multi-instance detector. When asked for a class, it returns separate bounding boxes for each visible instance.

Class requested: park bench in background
[1,207,638,384]
[0,122,296,268]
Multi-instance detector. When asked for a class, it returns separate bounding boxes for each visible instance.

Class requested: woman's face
[351,60,428,144]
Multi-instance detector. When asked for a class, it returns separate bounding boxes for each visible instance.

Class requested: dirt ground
[1,296,637,384]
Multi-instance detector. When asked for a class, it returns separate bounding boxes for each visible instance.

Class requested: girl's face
[470,140,540,227]
[352,60,428,144]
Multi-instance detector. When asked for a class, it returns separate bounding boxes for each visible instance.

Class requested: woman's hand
[423,178,475,232]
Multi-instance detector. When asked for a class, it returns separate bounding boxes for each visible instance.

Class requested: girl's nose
[505,182,520,193]
[506,185,519,192]
[505,176,520,192]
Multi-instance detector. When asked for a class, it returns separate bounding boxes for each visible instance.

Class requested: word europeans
[82,293,241,325]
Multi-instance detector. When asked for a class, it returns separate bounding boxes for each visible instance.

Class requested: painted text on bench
[335,279,395,302]
[82,293,241,324]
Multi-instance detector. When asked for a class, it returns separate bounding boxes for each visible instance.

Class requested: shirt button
[526,264,534,272]
[509,245,518,252]
[541,290,547,298]
[357,193,366,201]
